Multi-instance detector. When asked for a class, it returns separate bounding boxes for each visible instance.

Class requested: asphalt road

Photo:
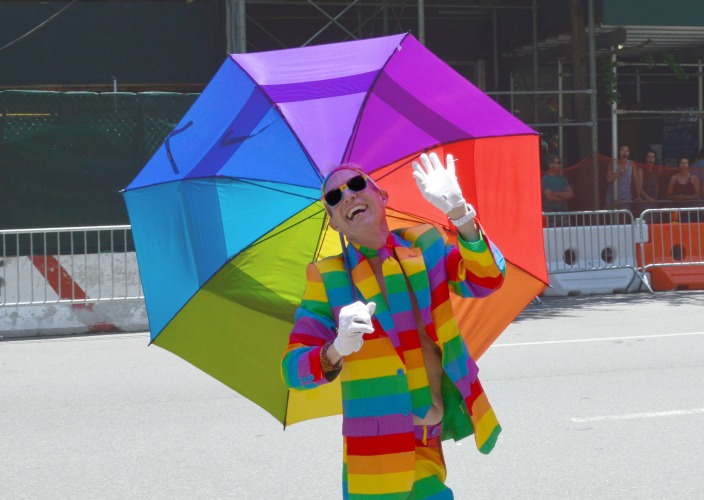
[2,291,703,499]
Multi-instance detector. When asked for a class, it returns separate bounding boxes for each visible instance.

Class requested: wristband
[449,204,477,227]
[320,341,342,373]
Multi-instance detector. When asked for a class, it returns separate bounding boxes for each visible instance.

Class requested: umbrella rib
[340,31,411,166]
[124,175,321,194]
[314,212,333,262]
[235,178,320,202]
[227,56,326,185]
[244,206,327,252]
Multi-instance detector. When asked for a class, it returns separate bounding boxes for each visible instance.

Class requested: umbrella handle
[339,232,358,302]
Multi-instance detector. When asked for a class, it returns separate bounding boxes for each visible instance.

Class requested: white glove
[333,301,376,356]
[412,152,466,214]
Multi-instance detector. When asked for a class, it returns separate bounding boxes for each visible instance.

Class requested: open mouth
[346,204,367,220]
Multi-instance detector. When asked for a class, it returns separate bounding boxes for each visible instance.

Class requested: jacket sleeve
[281,262,340,390]
[445,220,505,298]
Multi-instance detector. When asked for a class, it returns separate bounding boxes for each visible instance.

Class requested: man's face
[324,169,387,244]
[548,158,563,173]
[646,152,656,164]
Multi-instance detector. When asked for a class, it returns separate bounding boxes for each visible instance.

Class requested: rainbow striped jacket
[281,223,505,499]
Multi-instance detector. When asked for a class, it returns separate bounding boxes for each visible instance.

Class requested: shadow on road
[515,290,704,322]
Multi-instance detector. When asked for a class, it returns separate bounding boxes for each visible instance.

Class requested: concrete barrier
[543,268,646,296]
[542,216,649,296]
[636,210,704,291]
[0,252,148,339]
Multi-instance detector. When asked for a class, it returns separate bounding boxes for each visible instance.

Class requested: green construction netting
[0,91,198,230]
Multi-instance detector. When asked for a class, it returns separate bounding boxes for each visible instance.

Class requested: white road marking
[492,331,704,347]
[571,408,704,423]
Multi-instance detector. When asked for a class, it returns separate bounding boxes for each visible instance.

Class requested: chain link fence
[0,91,198,230]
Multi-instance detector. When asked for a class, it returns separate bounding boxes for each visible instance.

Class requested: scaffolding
[609,58,704,162]
[222,0,704,209]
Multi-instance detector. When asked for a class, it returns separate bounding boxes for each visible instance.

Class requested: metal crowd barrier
[543,210,652,293]
[637,207,704,278]
[6,210,702,307]
[0,225,144,306]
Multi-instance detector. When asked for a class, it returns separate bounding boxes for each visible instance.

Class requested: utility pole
[571,0,593,208]
[226,0,246,54]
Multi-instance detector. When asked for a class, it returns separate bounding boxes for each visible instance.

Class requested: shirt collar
[351,233,396,260]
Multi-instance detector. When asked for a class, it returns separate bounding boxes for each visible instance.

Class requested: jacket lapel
[347,247,401,350]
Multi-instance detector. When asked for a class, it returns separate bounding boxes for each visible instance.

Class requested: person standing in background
[541,154,573,212]
[634,149,660,217]
[667,156,701,222]
[541,154,573,226]
[606,144,635,210]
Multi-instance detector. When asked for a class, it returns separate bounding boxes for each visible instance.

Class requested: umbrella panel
[128,58,323,191]
[153,202,327,424]
[125,179,320,339]
[155,287,292,423]
[374,136,547,284]
[452,262,545,359]
[344,35,533,173]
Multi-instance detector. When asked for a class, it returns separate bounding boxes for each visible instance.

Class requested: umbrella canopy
[123,33,547,427]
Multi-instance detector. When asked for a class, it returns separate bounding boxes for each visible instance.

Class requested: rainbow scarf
[355,236,433,419]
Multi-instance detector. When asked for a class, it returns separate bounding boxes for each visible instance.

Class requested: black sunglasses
[323,175,369,207]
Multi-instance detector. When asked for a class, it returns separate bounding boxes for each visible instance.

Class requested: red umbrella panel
[373,136,546,359]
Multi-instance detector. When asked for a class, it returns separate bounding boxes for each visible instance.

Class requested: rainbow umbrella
[123,33,547,427]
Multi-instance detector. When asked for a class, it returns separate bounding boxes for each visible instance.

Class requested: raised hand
[412,152,466,214]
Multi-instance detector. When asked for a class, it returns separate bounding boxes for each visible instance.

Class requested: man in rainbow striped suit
[282,152,506,499]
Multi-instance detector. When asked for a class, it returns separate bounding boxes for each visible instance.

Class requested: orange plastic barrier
[638,222,704,291]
